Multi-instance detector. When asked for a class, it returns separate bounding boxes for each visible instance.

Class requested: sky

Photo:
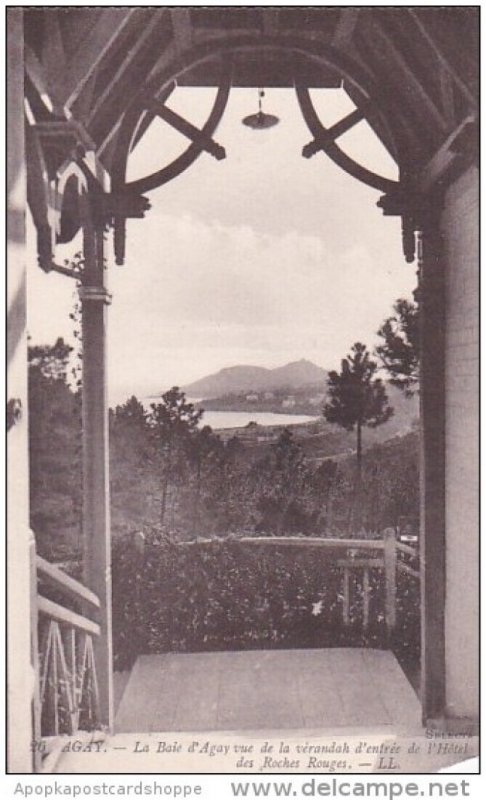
[27,87,417,406]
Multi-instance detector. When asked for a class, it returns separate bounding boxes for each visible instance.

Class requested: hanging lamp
[242,88,279,129]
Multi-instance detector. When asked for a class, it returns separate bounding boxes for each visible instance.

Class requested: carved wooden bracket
[377,190,439,263]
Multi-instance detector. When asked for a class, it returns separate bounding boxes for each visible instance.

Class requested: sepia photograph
[6,4,479,777]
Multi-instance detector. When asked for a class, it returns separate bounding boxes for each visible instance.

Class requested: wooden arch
[109,34,409,265]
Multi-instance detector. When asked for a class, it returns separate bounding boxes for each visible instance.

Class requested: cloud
[105,211,415,401]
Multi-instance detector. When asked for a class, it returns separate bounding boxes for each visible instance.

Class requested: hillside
[183,359,327,398]
[193,374,418,432]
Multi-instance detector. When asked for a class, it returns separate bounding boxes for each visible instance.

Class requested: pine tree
[253,428,309,534]
[323,342,393,474]
[376,298,419,396]
[147,388,203,527]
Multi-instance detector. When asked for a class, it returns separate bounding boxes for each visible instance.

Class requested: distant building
[263,391,275,400]
[257,430,276,442]
[246,393,259,402]
[282,396,296,409]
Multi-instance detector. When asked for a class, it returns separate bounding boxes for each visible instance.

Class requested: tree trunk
[356,421,362,477]
[160,437,173,526]
[349,422,363,533]
[192,458,201,532]
[160,473,168,525]
[277,490,295,535]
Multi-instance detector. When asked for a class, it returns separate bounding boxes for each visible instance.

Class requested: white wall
[441,166,479,720]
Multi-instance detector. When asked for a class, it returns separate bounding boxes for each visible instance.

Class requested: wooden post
[383,527,397,633]
[418,222,446,723]
[342,567,350,625]
[80,199,114,731]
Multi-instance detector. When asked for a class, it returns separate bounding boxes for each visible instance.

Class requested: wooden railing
[177,527,420,633]
[337,529,420,631]
[34,552,102,741]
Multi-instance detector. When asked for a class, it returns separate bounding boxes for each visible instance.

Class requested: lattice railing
[35,555,101,738]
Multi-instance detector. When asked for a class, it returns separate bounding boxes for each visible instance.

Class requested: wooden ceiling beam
[329,9,378,85]
[136,42,179,95]
[49,9,137,112]
[170,8,193,56]
[25,45,52,111]
[87,9,168,137]
[40,12,66,114]
[417,115,477,192]
[332,9,360,49]
[96,116,124,168]
[408,9,477,109]
[371,22,449,136]
[262,9,279,36]
[438,66,456,125]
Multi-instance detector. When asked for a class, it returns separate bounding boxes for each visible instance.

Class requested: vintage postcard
[6,4,479,778]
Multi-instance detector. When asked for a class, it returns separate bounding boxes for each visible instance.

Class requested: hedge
[111,532,420,673]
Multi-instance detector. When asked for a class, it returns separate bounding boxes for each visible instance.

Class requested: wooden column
[418,219,446,723]
[7,7,36,772]
[80,201,114,731]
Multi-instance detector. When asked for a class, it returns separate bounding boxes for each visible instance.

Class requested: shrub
[112,532,420,673]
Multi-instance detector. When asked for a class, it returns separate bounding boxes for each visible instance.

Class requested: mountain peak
[182,360,327,398]
[289,358,315,367]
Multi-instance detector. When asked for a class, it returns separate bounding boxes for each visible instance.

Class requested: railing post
[29,532,42,770]
[383,527,397,634]
[342,567,350,625]
[362,567,370,630]
[80,197,114,731]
